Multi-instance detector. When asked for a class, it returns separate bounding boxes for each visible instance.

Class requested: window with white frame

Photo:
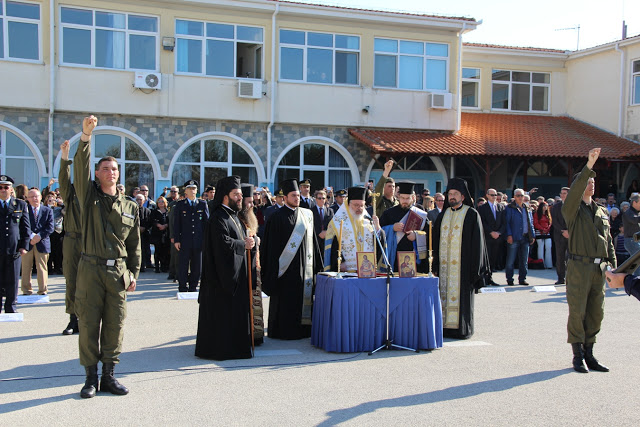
[632,60,640,105]
[175,19,263,79]
[172,138,258,190]
[0,0,40,61]
[67,133,156,195]
[491,69,550,112]
[275,143,352,192]
[461,67,480,108]
[374,38,449,91]
[60,6,158,70]
[279,29,359,85]
[0,127,39,187]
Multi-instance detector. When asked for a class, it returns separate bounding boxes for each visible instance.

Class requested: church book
[404,209,426,232]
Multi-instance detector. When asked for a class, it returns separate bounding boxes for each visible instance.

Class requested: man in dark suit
[0,175,30,312]
[312,189,334,254]
[135,194,152,273]
[551,187,570,285]
[21,188,54,295]
[263,188,285,226]
[299,178,315,209]
[173,180,209,292]
[427,192,445,222]
[478,188,506,285]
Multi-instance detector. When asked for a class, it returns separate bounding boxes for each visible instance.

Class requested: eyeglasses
[515,194,524,198]
[487,194,498,197]
[0,185,10,190]
[435,199,444,202]
[316,197,326,200]
[170,190,178,193]
[140,189,149,192]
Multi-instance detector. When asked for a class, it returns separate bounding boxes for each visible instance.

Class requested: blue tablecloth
[311,275,443,352]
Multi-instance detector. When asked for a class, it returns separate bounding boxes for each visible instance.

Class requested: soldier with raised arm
[73,116,141,398]
[562,148,615,374]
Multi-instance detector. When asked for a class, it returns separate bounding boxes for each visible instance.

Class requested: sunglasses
[0,185,11,190]
[515,194,524,197]
[487,194,498,197]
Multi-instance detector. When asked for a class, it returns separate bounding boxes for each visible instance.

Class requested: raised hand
[82,115,98,137]
[61,140,70,161]
[587,148,601,169]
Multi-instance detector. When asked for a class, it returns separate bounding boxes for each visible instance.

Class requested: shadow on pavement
[317,369,570,426]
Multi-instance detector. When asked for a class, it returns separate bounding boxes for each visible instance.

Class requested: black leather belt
[81,253,125,267]
[568,254,603,264]
[65,231,81,239]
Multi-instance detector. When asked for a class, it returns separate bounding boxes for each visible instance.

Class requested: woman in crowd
[151,196,171,273]
[422,195,434,212]
[46,193,65,275]
[14,183,29,200]
[610,207,622,239]
[533,201,553,268]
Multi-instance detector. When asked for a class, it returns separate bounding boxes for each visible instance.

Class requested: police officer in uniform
[562,148,615,374]
[0,175,30,313]
[330,189,347,213]
[74,116,141,398]
[173,180,209,292]
[299,178,315,209]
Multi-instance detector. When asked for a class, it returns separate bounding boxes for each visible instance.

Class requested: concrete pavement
[1,268,639,426]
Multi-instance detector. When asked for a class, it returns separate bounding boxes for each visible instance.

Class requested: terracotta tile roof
[270,1,477,21]
[464,42,567,54]
[349,113,640,159]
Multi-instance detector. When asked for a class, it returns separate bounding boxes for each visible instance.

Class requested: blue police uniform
[0,176,31,313]
[173,186,209,292]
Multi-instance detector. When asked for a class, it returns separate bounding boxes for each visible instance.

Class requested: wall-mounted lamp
[362,105,370,113]
[162,37,175,52]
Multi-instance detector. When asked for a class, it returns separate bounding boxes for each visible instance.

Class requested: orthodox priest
[432,178,490,339]
[238,183,264,346]
[324,187,386,272]
[379,182,430,272]
[261,179,322,340]
[195,176,255,360]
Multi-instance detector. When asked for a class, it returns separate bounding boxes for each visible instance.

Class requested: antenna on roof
[555,25,580,51]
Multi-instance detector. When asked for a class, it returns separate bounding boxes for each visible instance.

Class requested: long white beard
[350,212,364,223]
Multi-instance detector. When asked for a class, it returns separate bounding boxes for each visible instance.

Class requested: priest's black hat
[211,175,241,210]
[347,186,367,201]
[280,179,299,195]
[397,182,415,194]
[0,175,14,185]
[444,177,474,208]
[241,183,254,198]
[335,189,347,197]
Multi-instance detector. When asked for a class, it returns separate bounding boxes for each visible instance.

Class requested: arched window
[0,127,40,188]
[172,137,258,188]
[275,142,352,192]
[66,132,156,195]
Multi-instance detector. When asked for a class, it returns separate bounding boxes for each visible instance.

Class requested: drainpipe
[614,42,625,137]
[48,0,55,179]
[456,23,466,133]
[266,3,279,190]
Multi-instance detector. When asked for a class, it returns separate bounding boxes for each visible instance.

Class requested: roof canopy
[349,113,640,160]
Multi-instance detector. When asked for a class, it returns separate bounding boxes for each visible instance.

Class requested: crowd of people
[4,130,640,397]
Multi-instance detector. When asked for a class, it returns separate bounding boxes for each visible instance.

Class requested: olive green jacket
[58,159,82,235]
[562,165,616,267]
[74,139,141,280]
[374,175,399,218]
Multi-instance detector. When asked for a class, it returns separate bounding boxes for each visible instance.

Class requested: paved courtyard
[1,268,639,426]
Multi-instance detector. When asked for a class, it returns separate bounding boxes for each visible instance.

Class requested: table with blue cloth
[311,275,443,353]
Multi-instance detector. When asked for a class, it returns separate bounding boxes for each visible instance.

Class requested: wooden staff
[247,243,255,354]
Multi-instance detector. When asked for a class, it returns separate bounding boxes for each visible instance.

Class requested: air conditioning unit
[134,72,162,90]
[428,92,452,110]
[237,80,263,99]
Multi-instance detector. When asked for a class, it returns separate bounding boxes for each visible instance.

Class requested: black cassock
[379,205,431,273]
[432,206,490,339]
[195,205,252,360]
[261,206,322,340]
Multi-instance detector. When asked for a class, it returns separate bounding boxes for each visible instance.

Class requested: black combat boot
[571,343,588,373]
[62,314,79,335]
[583,343,609,372]
[100,362,129,395]
[80,365,98,398]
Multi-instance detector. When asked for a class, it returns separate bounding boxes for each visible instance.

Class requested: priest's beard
[348,208,364,223]
[239,204,259,232]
